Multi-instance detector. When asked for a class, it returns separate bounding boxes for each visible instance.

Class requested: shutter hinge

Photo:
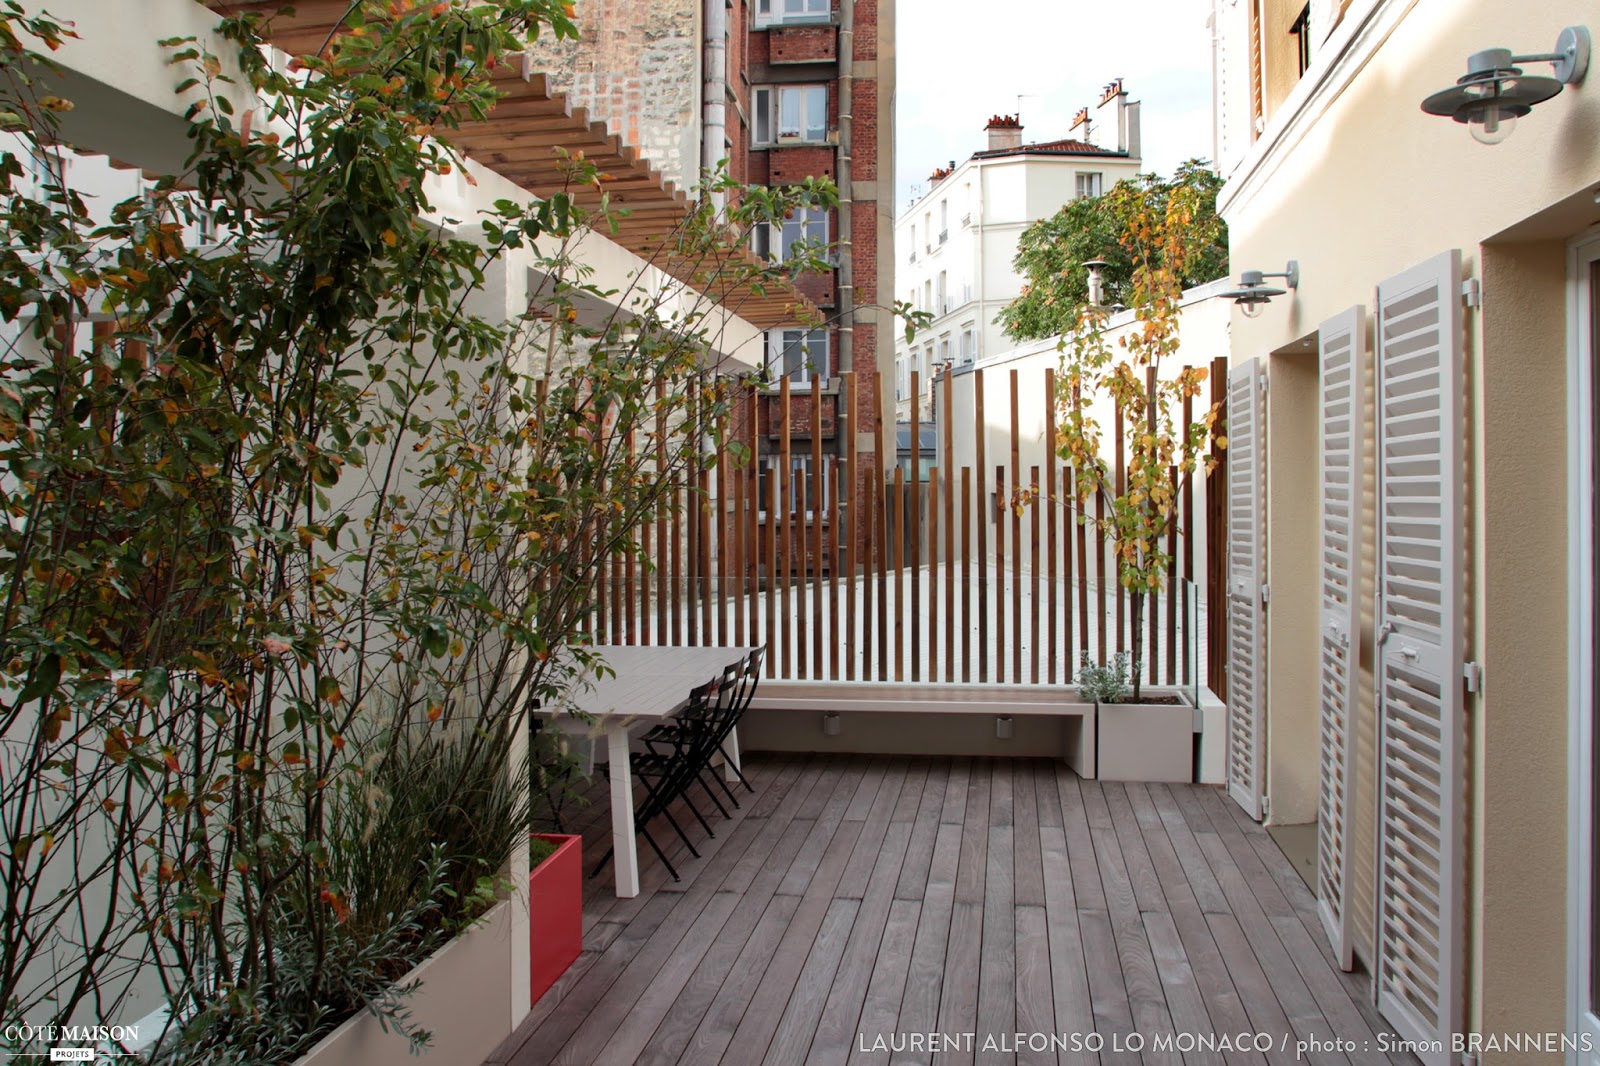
[1261,794,1271,818]
[1461,278,1481,308]
[1463,661,1482,693]
[1258,372,1268,393]
[1260,583,1270,606]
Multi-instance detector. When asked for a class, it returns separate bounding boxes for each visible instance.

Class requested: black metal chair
[591,678,721,882]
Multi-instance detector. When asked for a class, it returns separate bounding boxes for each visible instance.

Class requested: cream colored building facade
[1213,0,1600,1062]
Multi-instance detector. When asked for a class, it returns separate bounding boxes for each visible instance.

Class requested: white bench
[743,680,1097,778]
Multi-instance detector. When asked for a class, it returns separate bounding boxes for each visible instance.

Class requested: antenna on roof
[1015,93,1039,128]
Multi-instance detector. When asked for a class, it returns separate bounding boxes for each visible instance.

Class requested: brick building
[528,0,897,567]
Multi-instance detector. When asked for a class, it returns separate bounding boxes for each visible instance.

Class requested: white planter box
[1095,691,1198,783]
[294,898,526,1066]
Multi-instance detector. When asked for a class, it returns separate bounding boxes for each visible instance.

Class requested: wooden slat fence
[585,363,1228,693]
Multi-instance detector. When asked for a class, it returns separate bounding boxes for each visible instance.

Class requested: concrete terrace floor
[491,754,1416,1066]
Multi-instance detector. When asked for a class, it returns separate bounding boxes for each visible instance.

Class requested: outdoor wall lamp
[1220,261,1299,318]
[1420,26,1590,145]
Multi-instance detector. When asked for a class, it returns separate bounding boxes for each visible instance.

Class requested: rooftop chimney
[985,114,1023,152]
[1096,78,1141,159]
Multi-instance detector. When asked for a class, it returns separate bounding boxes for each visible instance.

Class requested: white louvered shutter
[1373,252,1464,1066]
[1226,359,1266,820]
[1316,307,1363,972]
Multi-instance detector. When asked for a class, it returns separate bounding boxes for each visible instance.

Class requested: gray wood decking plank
[891,818,962,1066]
[847,897,923,1066]
[1039,824,1098,1066]
[762,897,863,1066]
[894,758,949,901]
[954,759,993,905]
[809,820,916,1065]
[933,899,984,1066]
[975,765,1017,1065]
[1012,758,1046,907]
[1015,903,1057,1066]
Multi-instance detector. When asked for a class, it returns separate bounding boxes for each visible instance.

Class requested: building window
[921,343,933,384]
[767,328,829,384]
[753,85,828,144]
[1075,172,1103,199]
[937,335,951,374]
[924,280,932,313]
[959,326,975,364]
[924,211,932,252]
[960,280,973,306]
[939,199,948,243]
[755,0,830,26]
[896,354,909,401]
[759,454,834,518]
[1290,4,1312,77]
[754,205,828,263]
[937,271,947,316]
[909,224,917,263]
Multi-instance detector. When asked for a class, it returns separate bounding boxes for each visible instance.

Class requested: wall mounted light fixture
[1220,261,1299,318]
[1420,26,1590,145]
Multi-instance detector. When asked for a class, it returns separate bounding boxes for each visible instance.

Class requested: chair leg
[637,824,681,882]
[695,769,732,819]
[719,743,756,793]
[636,776,702,857]
[656,801,702,859]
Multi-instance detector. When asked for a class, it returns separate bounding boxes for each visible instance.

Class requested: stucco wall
[1218,0,1598,1051]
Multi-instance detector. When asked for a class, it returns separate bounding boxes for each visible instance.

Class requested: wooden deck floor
[492,755,1415,1066]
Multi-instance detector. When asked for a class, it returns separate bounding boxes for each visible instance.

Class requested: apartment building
[891,87,1142,423]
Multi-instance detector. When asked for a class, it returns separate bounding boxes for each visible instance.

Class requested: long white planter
[294,898,525,1066]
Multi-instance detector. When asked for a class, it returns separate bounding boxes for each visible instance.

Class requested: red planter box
[528,833,583,1006]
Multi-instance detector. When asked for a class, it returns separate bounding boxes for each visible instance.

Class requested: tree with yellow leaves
[1053,172,1225,700]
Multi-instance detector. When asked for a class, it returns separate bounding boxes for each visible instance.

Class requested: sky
[894,0,1216,211]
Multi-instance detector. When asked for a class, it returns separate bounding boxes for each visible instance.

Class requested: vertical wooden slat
[892,465,905,681]
[1045,368,1059,684]
[625,426,638,643]
[595,391,609,643]
[828,455,840,680]
[928,465,940,684]
[1074,469,1090,666]
[1095,485,1108,665]
[748,384,762,655]
[686,382,699,646]
[779,378,792,678]
[733,435,746,648]
[717,411,728,646]
[1182,387,1195,687]
[867,460,881,680]
[975,372,989,683]
[658,381,671,643]
[1114,401,1125,657]
[1208,355,1229,697]
[641,486,653,644]
[811,377,824,679]
[1030,463,1041,684]
[699,431,712,646]
[1010,370,1022,684]
[909,370,921,683]
[961,466,972,682]
[943,369,956,683]
[1146,366,1160,686]
[765,473,779,678]
[845,372,858,681]
[1166,464,1179,684]
[995,463,1006,684]
[1062,466,1075,676]
[875,373,889,681]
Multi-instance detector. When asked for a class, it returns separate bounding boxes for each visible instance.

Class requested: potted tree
[1048,168,1226,783]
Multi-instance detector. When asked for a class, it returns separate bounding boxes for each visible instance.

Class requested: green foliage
[1075,651,1131,705]
[1000,161,1227,342]
[0,2,836,1060]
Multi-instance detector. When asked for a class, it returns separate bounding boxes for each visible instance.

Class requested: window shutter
[1316,305,1364,971]
[1226,359,1267,820]
[1373,251,1464,1066]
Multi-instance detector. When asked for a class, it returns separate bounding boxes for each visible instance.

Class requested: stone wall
[523,0,701,191]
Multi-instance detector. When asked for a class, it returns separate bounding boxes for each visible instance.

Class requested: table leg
[607,726,640,898]
[723,726,742,783]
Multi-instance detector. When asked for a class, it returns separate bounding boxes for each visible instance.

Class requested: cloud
[894,0,1215,209]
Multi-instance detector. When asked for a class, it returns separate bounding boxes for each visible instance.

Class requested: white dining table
[543,644,756,897]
